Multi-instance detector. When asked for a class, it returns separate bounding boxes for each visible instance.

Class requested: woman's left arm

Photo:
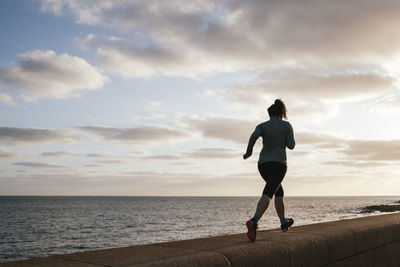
[286,123,295,150]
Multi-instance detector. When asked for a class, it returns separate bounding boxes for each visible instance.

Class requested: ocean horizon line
[1,195,399,198]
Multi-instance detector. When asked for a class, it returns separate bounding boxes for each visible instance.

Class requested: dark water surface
[0,196,399,262]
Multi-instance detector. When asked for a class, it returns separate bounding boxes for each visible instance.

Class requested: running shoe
[246,219,258,241]
[281,218,294,232]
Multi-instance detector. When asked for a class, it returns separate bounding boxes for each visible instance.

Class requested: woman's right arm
[243,125,261,159]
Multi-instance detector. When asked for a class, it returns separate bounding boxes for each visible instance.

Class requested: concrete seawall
[2,213,399,267]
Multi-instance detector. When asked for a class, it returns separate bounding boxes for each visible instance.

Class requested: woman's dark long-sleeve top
[245,116,295,165]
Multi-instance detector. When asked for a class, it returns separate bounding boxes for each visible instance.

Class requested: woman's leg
[247,162,286,241]
[255,195,270,219]
[274,185,285,220]
[274,196,285,220]
[257,163,287,220]
[274,186,294,232]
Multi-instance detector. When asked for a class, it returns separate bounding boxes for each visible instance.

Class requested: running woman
[243,99,295,241]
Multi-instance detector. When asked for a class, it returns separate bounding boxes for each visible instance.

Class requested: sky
[1,0,400,196]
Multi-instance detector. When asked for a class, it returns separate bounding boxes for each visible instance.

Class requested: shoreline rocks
[361,204,400,213]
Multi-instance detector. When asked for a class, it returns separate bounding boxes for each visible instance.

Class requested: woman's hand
[243,153,251,160]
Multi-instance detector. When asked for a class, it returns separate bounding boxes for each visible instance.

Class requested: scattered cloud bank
[0,124,194,147]
[372,94,400,115]
[76,34,204,78]
[37,0,400,124]
[78,125,192,144]
[0,147,20,160]
[295,131,345,146]
[3,118,399,168]
[0,170,262,196]
[184,147,239,159]
[212,68,397,121]
[343,140,400,162]
[86,153,119,158]
[42,0,400,78]
[218,69,396,104]
[183,115,400,167]
[13,161,70,169]
[0,126,80,145]
[295,131,400,168]
[43,0,400,125]
[324,160,389,168]
[145,147,240,161]
[0,50,108,100]
[41,151,79,157]
[185,115,257,144]
[0,93,15,106]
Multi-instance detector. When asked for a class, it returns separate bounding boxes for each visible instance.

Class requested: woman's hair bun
[274,99,283,106]
[268,99,287,119]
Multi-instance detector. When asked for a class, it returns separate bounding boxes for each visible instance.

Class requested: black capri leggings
[258,161,287,198]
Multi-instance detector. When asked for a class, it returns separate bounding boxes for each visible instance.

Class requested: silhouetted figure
[243,99,295,241]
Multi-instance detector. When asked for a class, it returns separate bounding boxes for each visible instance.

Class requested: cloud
[185,115,257,144]
[183,114,400,165]
[76,34,232,78]
[0,50,108,100]
[42,0,400,77]
[86,153,112,158]
[324,160,389,168]
[220,69,395,104]
[0,126,80,145]
[0,147,20,160]
[0,93,15,106]
[95,42,188,78]
[1,124,191,147]
[295,132,400,161]
[184,147,239,159]
[371,93,400,115]
[343,140,400,161]
[295,131,345,146]
[213,68,397,121]
[144,154,182,160]
[184,114,345,147]
[294,131,400,164]
[94,159,128,164]
[0,170,262,196]
[84,163,101,168]
[144,147,240,160]
[85,152,130,164]
[78,125,192,144]
[41,151,79,157]
[77,126,120,138]
[13,161,70,169]
[184,115,340,146]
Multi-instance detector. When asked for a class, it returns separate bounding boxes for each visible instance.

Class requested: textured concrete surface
[0,257,101,267]
[1,212,399,267]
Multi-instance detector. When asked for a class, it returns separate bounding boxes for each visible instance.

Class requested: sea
[0,196,399,263]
